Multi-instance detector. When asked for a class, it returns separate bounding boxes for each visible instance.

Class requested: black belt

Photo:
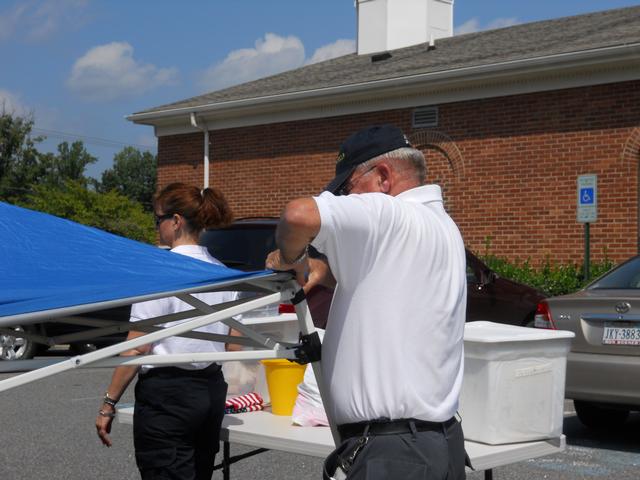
[141,363,221,379]
[338,417,457,439]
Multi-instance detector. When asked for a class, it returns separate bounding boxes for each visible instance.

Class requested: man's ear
[377,162,392,194]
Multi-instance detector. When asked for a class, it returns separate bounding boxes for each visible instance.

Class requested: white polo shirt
[311,185,466,425]
[130,244,235,371]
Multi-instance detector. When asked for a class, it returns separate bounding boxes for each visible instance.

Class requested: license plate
[602,322,640,345]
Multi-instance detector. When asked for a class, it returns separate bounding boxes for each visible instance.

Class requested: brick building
[129,5,640,264]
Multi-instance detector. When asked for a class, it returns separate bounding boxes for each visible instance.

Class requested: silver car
[534,256,640,429]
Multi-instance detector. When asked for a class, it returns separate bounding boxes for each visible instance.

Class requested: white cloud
[0,89,30,117]
[0,0,89,42]
[199,33,305,91]
[306,39,356,65]
[455,17,520,35]
[67,42,179,101]
[455,19,480,35]
[486,17,520,30]
[199,34,356,92]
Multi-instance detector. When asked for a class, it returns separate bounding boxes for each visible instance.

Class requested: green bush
[18,180,155,243]
[478,241,615,297]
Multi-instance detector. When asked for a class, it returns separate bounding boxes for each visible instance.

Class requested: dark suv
[200,218,545,328]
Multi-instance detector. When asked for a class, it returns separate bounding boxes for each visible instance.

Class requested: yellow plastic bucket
[260,359,307,415]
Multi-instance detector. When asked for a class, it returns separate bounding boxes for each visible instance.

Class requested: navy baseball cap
[325,124,412,194]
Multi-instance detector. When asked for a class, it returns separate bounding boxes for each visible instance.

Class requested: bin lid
[464,321,574,343]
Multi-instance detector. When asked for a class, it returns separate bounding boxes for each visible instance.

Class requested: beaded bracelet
[102,392,118,408]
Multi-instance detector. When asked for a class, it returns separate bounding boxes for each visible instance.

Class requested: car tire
[574,400,629,429]
[0,326,39,360]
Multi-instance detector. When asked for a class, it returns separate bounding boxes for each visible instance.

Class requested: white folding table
[118,406,565,480]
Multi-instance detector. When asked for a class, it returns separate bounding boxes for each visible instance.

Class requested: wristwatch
[284,245,308,265]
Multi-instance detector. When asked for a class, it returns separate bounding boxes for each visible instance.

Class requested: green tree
[99,146,157,210]
[0,111,155,242]
[0,111,98,201]
[0,110,44,201]
[42,141,97,188]
[18,180,156,243]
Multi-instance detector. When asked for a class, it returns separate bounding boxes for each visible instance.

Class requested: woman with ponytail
[96,183,238,480]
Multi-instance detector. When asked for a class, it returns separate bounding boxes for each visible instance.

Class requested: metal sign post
[577,175,597,281]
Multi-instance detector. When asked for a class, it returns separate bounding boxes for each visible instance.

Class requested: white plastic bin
[459,321,574,445]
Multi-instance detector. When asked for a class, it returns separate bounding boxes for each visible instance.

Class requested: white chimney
[356,0,453,55]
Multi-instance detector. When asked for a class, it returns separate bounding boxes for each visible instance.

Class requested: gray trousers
[323,419,467,480]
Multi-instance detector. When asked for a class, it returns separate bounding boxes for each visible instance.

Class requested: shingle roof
[134,6,640,116]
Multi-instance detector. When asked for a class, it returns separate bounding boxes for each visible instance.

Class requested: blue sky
[2,0,638,178]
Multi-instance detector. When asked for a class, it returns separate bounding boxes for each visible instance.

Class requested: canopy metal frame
[0,273,340,444]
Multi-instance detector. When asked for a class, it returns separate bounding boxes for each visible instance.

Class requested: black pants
[324,419,467,480]
[133,364,228,480]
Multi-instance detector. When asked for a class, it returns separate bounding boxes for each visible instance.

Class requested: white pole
[91,349,298,368]
[289,280,341,446]
[204,128,210,189]
[190,112,209,189]
[0,291,288,393]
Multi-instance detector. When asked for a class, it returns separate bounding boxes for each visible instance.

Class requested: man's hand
[266,250,336,293]
[304,256,336,293]
[266,249,307,286]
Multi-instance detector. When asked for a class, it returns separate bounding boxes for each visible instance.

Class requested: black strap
[291,288,306,305]
[291,331,322,364]
[141,363,222,378]
[338,417,457,439]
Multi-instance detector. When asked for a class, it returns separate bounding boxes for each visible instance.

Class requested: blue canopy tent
[0,201,335,444]
[0,201,274,322]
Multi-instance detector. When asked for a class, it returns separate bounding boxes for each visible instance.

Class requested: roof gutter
[128,43,640,124]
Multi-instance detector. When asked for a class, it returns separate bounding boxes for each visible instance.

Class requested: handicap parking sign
[580,187,594,205]
[577,175,597,223]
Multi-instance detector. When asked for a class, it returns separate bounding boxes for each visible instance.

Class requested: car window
[467,265,479,283]
[200,227,276,271]
[588,256,640,289]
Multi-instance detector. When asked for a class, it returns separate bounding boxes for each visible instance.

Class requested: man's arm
[266,198,335,288]
[276,197,321,262]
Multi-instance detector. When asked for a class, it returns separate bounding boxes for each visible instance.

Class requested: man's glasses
[337,166,377,196]
[154,213,174,227]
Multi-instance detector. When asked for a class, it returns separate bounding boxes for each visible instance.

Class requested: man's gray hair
[357,147,427,185]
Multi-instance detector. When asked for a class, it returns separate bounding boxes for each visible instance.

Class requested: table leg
[223,441,230,480]
[484,468,493,480]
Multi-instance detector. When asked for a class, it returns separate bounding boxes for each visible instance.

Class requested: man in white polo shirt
[266,125,468,480]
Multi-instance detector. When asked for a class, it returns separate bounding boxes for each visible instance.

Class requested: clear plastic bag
[223,361,261,396]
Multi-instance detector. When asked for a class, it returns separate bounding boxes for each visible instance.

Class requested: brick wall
[157,80,640,265]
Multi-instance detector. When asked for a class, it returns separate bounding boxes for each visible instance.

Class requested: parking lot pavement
[0,367,638,480]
